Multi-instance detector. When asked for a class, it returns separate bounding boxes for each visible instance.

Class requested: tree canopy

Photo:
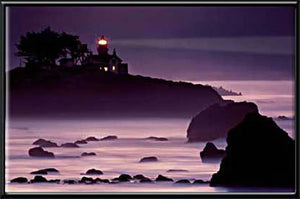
[16,27,89,69]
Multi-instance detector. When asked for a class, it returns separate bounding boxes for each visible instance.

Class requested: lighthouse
[84,35,128,75]
[97,35,109,55]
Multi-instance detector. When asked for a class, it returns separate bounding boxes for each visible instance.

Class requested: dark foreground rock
[85,169,103,175]
[187,102,258,142]
[60,142,79,148]
[100,135,118,141]
[210,113,295,188]
[30,168,59,175]
[139,156,158,163]
[200,142,225,163]
[155,175,173,182]
[32,139,58,147]
[146,136,168,141]
[28,147,55,158]
[81,152,96,157]
[10,177,28,183]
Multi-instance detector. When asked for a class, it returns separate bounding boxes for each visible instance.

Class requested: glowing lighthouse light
[98,39,107,45]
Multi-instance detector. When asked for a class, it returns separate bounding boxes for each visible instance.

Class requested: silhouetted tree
[16,27,89,69]
[60,32,89,65]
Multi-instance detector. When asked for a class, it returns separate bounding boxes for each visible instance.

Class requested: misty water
[6,80,295,193]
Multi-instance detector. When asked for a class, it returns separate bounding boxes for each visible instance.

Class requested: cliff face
[8,67,224,118]
[187,102,258,142]
[210,112,295,188]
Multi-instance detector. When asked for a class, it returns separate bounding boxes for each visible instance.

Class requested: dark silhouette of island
[187,102,258,142]
[210,112,295,188]
[10,28,233,118]
[9,67,225,118]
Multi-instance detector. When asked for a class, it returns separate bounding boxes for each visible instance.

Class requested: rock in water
[28,147,55,158]
[155,175,173,182]
[32,138,58,147]
[175,179,190,184]
[187,102,258,142]
[117,174,132,182]
[100,135,118,141]
[139,156,158,163]
[167,169,188,173]
[200,142,225,163]
[30,176,48,183]
[75,140,88,144]
[60,143,79,148]
[81,152,96,157]
[30,168,59,175]
[85,136,99,141]
[146,136,168,141]
[85,169,103,175]
[210,112,295,188]
[10,177,28,183]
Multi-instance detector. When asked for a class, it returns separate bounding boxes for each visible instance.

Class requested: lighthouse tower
[97,35,108,55]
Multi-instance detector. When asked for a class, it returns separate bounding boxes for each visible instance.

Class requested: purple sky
[7,6,295,80]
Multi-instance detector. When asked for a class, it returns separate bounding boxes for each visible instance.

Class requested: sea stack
[187,101,258,142]
[210,112,295,188]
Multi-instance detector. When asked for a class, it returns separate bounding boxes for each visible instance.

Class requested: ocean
[5,80,295,193]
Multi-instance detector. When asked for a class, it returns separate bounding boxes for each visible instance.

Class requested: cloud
[111,36,294,55]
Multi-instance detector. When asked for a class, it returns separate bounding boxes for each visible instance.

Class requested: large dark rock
[139,156,158,163]
[187,102,258,142]
[32,138,58,147]
[210,113,295,188]
[200,142,225,163]
[10,177,28,183]
[28,147,55,158]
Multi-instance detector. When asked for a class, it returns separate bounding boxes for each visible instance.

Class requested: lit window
[112,65,116,71]
[104,67,108,72]
[98,39,107,45]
